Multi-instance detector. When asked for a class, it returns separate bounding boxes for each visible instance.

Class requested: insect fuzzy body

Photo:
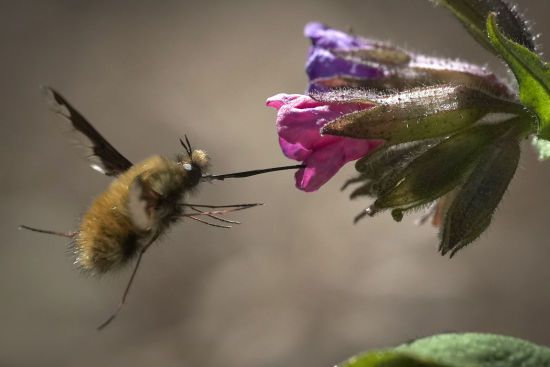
[22,87,302,329]
[77,153,206,274]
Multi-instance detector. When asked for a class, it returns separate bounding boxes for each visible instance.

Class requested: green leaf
[340,333,550,367]
[486,13,549,140]
[433,0,536,54]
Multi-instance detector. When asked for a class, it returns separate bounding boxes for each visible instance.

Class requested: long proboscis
[202,164,305,181]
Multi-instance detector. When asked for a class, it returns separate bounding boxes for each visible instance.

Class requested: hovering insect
[21,87,302,330]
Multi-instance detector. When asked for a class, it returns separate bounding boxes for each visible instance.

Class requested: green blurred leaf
[340,333,550,367]
[487,13,549,140]
[433,0,535,54]
[340,350,444,367]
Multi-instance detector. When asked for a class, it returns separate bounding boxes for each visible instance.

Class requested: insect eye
[183,163,192,171]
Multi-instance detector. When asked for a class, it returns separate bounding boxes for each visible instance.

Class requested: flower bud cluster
[267,21,535,256]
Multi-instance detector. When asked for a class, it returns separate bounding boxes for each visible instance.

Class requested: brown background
[2,0,550,366]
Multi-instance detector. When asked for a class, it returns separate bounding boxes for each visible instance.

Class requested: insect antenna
[97,232,160,330]
[202,164,305,181]
[179,134,196,158]
[184,134,193,154]
[179,137,192,157]
[19,225,78,238]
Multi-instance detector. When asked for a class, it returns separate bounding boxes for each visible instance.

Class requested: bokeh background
[2,0,550,366]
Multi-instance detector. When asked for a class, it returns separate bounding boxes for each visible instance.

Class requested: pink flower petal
[267,94,373,150]
[295,142,347,192]
[278,136,310,161]
[296,138,381,192]
[267,93,382,191]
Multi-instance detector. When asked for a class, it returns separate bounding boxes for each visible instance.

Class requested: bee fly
[21,87,302,330]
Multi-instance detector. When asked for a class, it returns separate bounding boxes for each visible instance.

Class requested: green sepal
[339,333,550,367]
[439,133,520,257]
[332,44,411,66]
[310,68,510,97]
[487,13,550,141]
[433,0,536,54]
[355,141,436,179]
[369,121,515,215]
[343,141,437,199]
[311,31,514,98]
[310,88,377,104]
[321,85,522,144]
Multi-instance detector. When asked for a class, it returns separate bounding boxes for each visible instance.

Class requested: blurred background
[2,0,550,366]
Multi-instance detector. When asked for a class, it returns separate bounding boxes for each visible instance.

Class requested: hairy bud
[320,85,523,144]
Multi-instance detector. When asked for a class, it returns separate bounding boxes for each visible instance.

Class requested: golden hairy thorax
[74,155,187,274]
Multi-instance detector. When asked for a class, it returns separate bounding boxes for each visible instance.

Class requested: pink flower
[266,93,382,192]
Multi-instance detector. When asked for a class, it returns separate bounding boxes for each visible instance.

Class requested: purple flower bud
[305,22,513,98]
[305,22,389,84]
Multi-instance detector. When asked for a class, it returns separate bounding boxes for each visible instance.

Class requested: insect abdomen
[75,179,141,273]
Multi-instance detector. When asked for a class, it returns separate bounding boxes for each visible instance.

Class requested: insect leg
[188,215,232,229]
[180,207,254,217]
[97,232,160,331]
[180,205,261,228]
[19,225,78,238]
[190,206,240,224]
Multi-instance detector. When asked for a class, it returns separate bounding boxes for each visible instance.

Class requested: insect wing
[43,86,133,176]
